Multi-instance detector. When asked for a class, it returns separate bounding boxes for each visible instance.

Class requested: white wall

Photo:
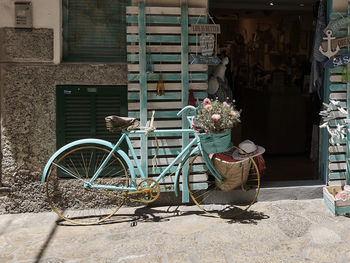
[0,0,61,64]
[333,0,348,12]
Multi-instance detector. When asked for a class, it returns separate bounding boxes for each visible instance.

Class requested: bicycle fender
[41,139,135,183]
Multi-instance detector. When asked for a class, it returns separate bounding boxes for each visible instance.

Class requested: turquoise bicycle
[42,105,260,225]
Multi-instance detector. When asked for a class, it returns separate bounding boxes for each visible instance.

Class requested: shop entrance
[210,2,319,181]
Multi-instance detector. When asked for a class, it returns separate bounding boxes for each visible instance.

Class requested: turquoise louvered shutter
[62,0,128,62]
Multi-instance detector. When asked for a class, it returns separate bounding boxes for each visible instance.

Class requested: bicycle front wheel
[188,152,260,217]
[45,144,130,225]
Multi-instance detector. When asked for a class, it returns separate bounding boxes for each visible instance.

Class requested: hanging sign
[200,34,215,56]
[189,24,221,34]
[190,33,221,65]
[324,16,350,35]
[321,15,350,55]
[321,35,350,50]
[325,54,350,68]
[190,54,221,65]
[190,23,221,65]
[319,30,340,58]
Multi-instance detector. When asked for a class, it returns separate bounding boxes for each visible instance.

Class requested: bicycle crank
[133,178,161,203]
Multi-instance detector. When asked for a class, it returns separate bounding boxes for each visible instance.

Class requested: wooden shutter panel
[56,86,127,148]
[62,0,128,62]
[95,94,122,143]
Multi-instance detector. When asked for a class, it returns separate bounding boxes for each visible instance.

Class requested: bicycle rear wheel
[188,152,260,217]
[45,144,130,225]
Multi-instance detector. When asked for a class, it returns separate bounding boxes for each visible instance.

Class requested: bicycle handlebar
[176,105,197,117]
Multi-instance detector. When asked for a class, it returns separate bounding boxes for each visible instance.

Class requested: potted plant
[194,98,240,154]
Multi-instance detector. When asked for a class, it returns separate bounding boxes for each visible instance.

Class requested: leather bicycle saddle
[105,115,136,131]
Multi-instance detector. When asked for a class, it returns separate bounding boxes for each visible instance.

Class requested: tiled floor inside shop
[263,154,316,181]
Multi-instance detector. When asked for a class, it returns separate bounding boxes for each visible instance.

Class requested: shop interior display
[211,9,316,180]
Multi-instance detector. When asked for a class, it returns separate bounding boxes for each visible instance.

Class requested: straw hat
[232,140,265,160]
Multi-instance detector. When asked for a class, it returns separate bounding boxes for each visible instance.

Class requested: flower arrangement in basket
[194,98,240,154]
[195,98,240,133]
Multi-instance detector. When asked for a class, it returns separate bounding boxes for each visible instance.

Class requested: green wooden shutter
[62,0,129,62]
[56,85,127,149]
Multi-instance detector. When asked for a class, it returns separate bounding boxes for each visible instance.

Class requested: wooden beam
[128,63,208,72]
[329,145,347,153]
[128,82,207,91]
[138,2,148,177]
[131,138,183,148]
[127,45,201,53]
[128,54,181,62]
[126,15,207,24]
[181,3,190,203]
[347,1,350,185]
[127,26,182,34]
[127,34,198,43]
[329,162,347,171]
[126,6,206,16]
[127,73,207,82]
[129,101,182,110]
[128,91,207,101]
[329,92,347,100]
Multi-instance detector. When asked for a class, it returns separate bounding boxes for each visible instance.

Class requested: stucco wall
[0,0,61,63]
[0,27,127,213]
[0,28,53,62]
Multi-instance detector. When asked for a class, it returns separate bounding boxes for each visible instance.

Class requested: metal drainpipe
[0,67,2,187]
[0,64,2,187]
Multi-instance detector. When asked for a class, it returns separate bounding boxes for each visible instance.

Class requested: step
[150,180,324,206]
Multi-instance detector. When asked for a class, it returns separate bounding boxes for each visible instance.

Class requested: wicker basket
[213,157,252,192]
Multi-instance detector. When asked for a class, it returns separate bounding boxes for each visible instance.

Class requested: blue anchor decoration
[319,30,340,58]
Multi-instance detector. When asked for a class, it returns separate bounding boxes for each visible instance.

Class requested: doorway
[210,2,319,181]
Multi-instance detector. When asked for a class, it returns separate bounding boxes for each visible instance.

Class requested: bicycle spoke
[101,158,119,177]
[95,152,107,175]
[52,162,85,181]
[81,152,88,179]
[46,145,130,225]
[69,158,82,179]
[87,150,94,177]
[188,152,261,217]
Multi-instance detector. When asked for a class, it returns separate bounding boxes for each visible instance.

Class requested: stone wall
[0,28,128,213]
[0,28,53,62]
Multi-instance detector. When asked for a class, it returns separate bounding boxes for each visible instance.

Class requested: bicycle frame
[88,128,201,192]
[42,105,225,199]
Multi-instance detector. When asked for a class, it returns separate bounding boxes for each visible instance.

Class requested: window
[62,0,128,62]
[56,85,127,148]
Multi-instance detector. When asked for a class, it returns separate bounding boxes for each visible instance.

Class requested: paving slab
[0,199,349,263]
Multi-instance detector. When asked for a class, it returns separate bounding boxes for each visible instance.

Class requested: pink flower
[211,114,221,121]
[204,104,212,111]
[223,102,229,107]
[230,110,236,116]
[203,98,211,105]
[335,190,348,201]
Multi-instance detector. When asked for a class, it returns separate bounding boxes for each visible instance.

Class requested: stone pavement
[0,199,349,263]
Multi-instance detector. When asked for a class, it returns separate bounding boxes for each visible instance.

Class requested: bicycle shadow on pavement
[54,204,269,226]
[217,207,270,225]
[131,205,269,226]
[130,205,209,224]
[54,205,205,226]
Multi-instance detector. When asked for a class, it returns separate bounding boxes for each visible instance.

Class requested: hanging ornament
[189,13,221,65]
[188,89,196,106]
[156,74,165,96]
[200,34,215,56]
